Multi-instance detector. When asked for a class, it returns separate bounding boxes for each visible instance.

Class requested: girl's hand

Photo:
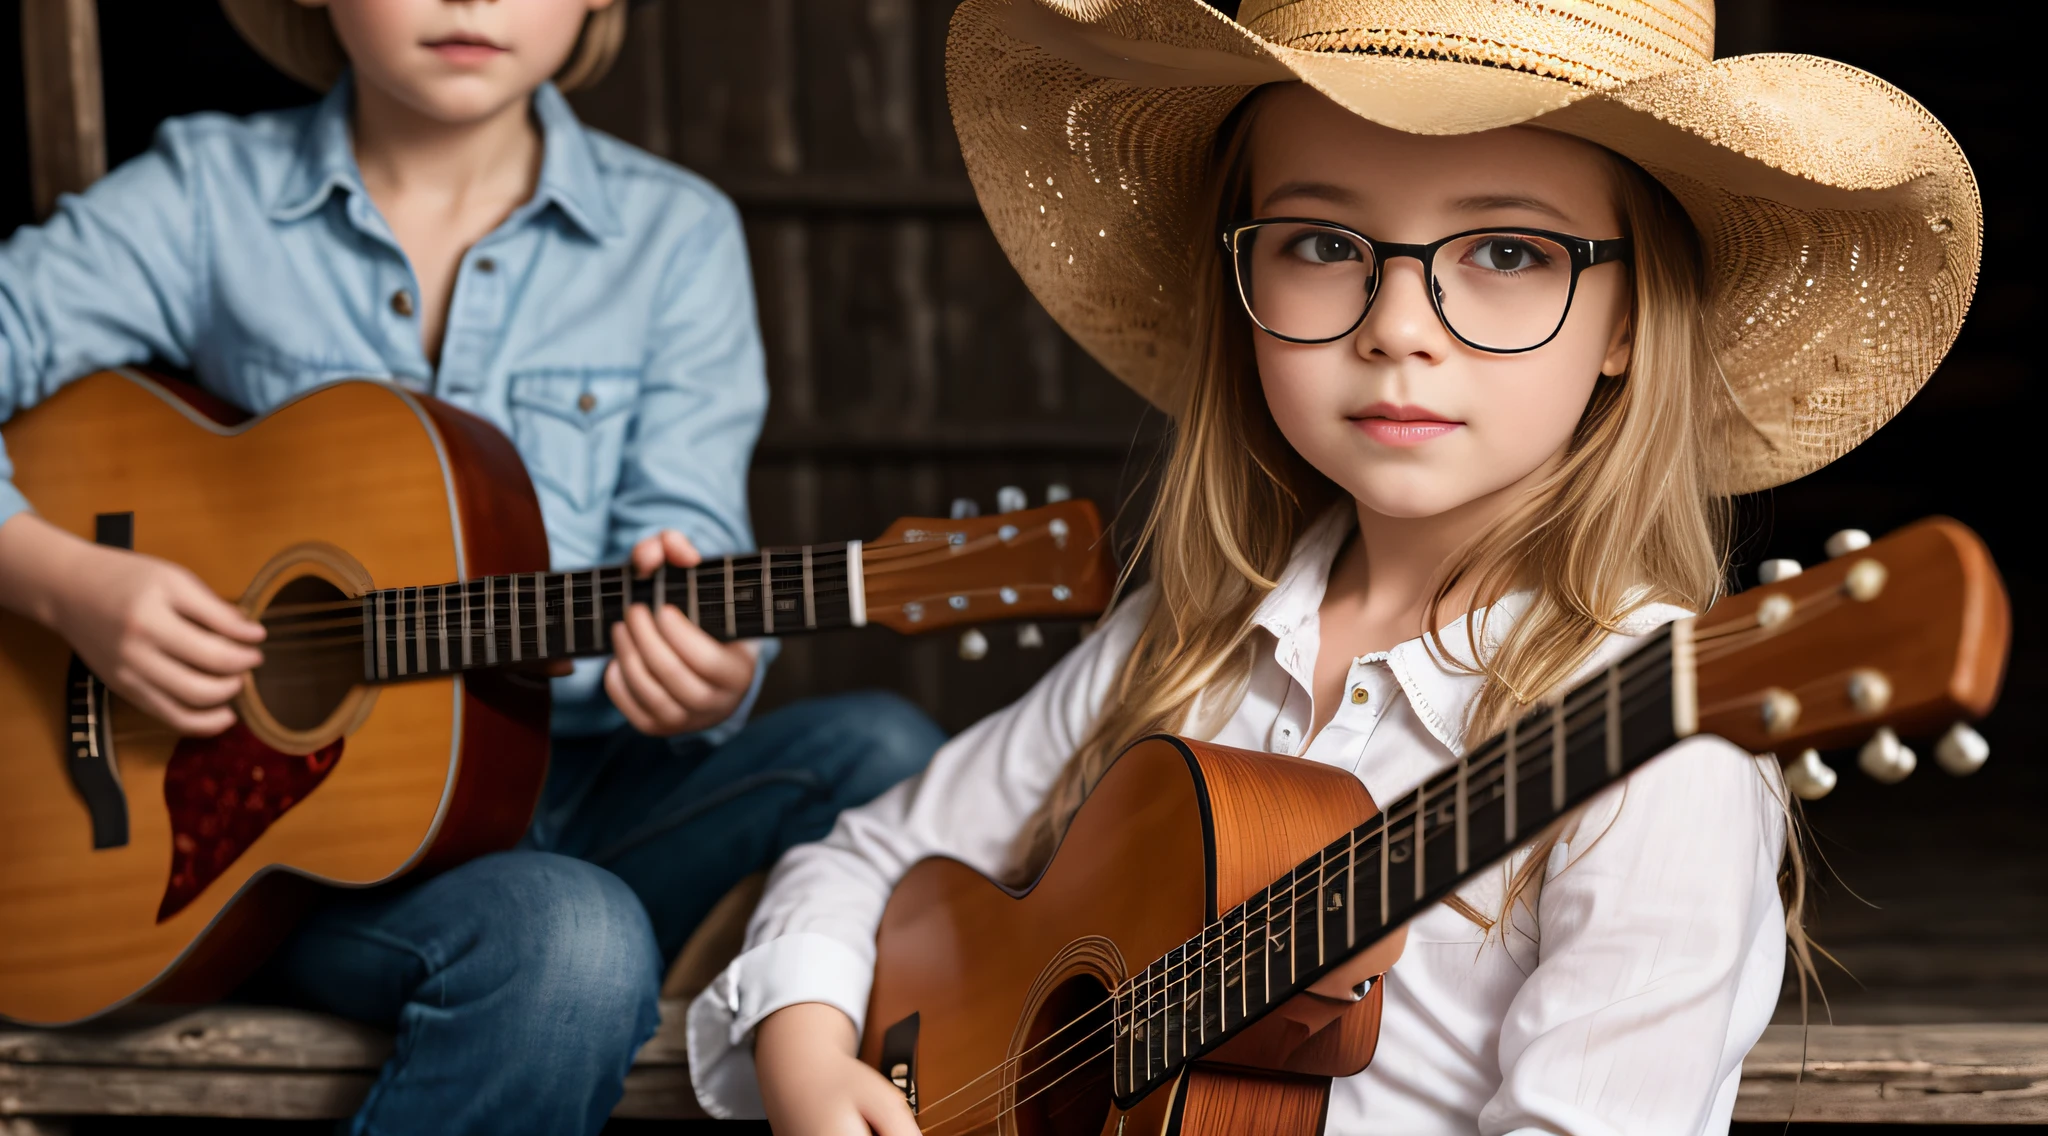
[756,1002,919,1136]
[0,512,265,736]
[603,529,758,737]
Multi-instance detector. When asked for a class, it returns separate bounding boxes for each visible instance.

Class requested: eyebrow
[1450,193,1574,223]
[1257,180,1361,212]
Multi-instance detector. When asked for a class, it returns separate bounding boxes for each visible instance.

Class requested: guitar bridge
[878,1012,920,1113]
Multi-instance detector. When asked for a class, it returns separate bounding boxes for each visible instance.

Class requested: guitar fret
[802,546,817,629]
[723,556,737,639]
[1504,719,1518,845]
[1551,702,1567,811]
[1455,749,1470,874]
[1412,781,1426,902]
[508,576,522,663]
[483,577,497,666]
[1605,664,1623,776]
[760,552,775,635]
[371,591,388,680]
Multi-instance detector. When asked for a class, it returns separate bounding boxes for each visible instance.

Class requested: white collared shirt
[689,510,1788,1134]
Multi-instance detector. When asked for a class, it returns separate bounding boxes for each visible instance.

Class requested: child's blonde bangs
[219,1,628,94]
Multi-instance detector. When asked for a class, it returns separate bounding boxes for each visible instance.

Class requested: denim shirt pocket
[506,369,642,512]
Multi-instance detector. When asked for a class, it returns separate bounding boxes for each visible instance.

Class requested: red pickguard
[158,724,342,923]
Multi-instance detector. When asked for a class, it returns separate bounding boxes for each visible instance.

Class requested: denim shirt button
[390,289,414,317]
[476,257,497,274]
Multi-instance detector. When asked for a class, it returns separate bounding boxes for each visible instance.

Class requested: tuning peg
[1758,558,1803,584]
[1825,529,1872,558]
[996,486,1027,513]
[1934,721,1989,776]
[1045,483,1072,503]
[1858,727,1917,784]
[950,497,980,520]
[958,628,989,661]
[1783,749,1838,801]
[1018,622,1044,649]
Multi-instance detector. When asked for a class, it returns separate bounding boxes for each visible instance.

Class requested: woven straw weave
[947,0,1981,494]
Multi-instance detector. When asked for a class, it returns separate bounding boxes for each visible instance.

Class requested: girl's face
[1246,85,1634,522]
[307,0,614,124]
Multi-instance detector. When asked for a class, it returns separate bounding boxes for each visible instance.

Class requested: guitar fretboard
[350,544,864,683]
[1111,625,1681,1103]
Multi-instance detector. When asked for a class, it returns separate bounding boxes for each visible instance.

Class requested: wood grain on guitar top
[861,737,1386,1135]
[0,371,548,1025]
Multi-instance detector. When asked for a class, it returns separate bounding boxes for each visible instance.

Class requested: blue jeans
[262,691,944,1136]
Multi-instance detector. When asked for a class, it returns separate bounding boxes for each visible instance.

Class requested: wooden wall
[570,2,1161,735]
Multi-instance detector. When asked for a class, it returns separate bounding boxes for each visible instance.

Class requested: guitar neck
[1113,625,1685,1103]
[354,543,866,683]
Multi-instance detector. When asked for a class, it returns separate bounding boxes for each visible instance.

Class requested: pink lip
[424,35,507,64]
[1350,402,1464,447]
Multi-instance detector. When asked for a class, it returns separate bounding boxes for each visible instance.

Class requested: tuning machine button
[1846,668,1893,715]
[1018,622,1044,649]
[1934,721,1990,776]
[1783,749,1838,801]
[1760,687,1802,736]
[1825,529,1873,558]
[1843,559,1888,602]
[1758,559,1803,585]
[997,486,1027,513]
[1858,727,1917,784]
[1045,483,1072,503]
[950,497,980,520]
[958,628,989,661]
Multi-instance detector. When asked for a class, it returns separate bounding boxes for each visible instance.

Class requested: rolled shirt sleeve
[685,589,1156,1118]
[1480,736,1789,1136]
[0,120,207,527]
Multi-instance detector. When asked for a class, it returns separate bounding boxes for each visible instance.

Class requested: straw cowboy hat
[218,0,628,93]
[948,0,1981,494]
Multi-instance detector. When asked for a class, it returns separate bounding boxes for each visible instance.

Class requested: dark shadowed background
[2,1,2038,1132]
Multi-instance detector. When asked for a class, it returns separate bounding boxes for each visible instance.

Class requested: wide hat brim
[947,0,1982,495]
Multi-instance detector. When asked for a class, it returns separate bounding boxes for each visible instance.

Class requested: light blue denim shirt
[0,78,772,738]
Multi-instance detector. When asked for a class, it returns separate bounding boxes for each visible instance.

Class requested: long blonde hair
[1008,90,1813,980]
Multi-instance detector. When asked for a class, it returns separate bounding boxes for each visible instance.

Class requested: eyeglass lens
[1233,223,1577,351]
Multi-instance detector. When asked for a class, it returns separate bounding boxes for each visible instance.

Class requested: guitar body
[0,369,550,1026]
[862,737,1387,1136]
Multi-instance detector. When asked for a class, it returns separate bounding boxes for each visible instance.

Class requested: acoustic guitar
[860,517,2009,1136]
[0,368,1114,1027]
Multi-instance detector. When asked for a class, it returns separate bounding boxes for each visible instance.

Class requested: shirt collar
[1250,505,1688,756]
[270,76,623,242]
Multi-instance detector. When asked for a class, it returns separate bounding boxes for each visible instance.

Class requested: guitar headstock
[860,497,1116,635]
[1689,517,2009,797]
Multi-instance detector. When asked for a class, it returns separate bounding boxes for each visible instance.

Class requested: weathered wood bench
[7,1009,2048,1129]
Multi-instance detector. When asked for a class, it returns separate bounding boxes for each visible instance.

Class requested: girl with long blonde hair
[690,1,1980,1132]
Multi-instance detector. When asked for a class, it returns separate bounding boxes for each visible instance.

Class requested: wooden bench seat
[7,1008,2048,1127]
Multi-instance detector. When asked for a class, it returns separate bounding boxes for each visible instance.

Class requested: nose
[1353,256,1451,364]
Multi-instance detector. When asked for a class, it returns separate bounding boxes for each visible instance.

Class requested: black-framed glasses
[1222,219,1631,354]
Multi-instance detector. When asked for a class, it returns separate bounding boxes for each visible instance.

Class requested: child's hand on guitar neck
[0,512,265,736]
[756,1002,920,1136]
[603,529,760,738]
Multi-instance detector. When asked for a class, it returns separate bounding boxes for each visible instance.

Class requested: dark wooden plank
[18,0,105,218]
[1735,1023,2048,1124]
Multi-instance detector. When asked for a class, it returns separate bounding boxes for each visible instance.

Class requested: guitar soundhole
[253,574,362,731]
[1015,974,1114,1136]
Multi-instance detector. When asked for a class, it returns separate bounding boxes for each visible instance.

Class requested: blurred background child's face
[1246,85,1635,523]
[306,0,614,124]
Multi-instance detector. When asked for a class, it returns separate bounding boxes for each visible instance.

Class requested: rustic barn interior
[0,0,2038,1131]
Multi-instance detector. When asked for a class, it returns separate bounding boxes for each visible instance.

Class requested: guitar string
[907,645,1674,1126]
[249,519,1075,618]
